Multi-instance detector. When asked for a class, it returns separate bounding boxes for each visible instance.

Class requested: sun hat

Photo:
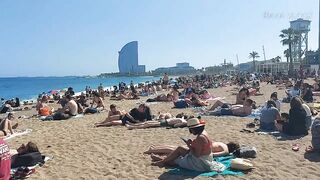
[187,118,205,128]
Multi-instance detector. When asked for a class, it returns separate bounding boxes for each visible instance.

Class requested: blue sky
[0,0,319,77]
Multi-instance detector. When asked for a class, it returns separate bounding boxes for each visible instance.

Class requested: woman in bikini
[150,118,225,172]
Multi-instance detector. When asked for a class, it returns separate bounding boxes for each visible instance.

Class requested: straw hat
[187,118,205,128]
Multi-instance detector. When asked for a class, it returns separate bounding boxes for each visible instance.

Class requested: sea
[0,76,161,101]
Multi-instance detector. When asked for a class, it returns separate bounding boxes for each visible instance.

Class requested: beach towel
[168,156,244,177]
[205,97,225,101]
[4,129,32,141]
[40,114,84,121]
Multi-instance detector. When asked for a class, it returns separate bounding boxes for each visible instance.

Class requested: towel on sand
[168,155,244,177]
[4,129,32,141]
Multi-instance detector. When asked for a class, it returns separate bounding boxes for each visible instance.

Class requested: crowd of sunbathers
[2,72,320,178]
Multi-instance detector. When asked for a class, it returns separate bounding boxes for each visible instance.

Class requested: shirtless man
[61,95,78,116]
[209,99,253,117]
[126,117,188,130]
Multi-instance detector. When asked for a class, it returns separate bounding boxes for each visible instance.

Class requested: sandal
[292,143,300,151]
[305,145,315,153]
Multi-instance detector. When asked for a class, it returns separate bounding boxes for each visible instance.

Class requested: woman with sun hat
[151,118,225,172]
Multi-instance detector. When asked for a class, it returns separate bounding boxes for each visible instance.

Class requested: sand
[3,82,320,180]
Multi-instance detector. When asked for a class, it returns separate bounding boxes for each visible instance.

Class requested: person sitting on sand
[259,100,281,131]
[235,87,250,105]
[275,97,308,136]
[301,83,313,103]
[0,113,18,137]
[306,118,320,153]
[0,101,13,114]
[11,142,44,168]
[96,104,152,127]
[94,104,126,127]
[145,141,240,158]
[283,83,301,102]
[150,118,226,172]
[50,95,78,120]
[84,92,105,114]
[208,99,253,117]
[267,92,281,110]
[36,96,54,116]
[169,86,180,101]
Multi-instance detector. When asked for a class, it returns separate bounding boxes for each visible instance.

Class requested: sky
[0,0,319,77]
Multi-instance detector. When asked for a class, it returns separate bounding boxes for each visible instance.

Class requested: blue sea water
[0,76,160,101]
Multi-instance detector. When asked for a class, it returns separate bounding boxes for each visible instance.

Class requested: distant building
[118,41,145,74]
[153,62,196,75]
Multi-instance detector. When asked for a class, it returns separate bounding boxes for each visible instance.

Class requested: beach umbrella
[48,90,59,94]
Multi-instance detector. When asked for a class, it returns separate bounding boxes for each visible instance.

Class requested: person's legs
[95,120,123,127]
[127,122,160,129]
[209,100,224,111]
[144,145,177,155]
[151,146,189,166]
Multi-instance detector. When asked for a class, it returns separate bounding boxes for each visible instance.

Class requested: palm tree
[284,49,290,63]
[249,51,260,72]
[279,28,299,76]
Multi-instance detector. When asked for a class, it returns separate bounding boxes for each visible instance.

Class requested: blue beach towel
[168,156,244,177]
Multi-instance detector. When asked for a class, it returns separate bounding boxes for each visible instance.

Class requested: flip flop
[305,145,315,153]
[292,143,300,151]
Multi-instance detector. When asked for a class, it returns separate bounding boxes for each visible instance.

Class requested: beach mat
[4,129,32,141]
[168,156,244,177]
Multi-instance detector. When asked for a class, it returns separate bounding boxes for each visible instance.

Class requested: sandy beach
[3,82,320,180]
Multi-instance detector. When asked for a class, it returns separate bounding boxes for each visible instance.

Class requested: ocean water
[0,76,160,101]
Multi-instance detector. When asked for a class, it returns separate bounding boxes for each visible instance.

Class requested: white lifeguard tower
[290,18,311,63]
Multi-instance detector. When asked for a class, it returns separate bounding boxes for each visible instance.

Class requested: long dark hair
[290,97,303,110]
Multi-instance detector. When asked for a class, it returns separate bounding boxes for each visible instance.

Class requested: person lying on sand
[208,99,253,117]
[11,141,44,168]
[209,88,249,111]
[145,141,239,157]
[150,118,226,172]
[126,114,192,130]
[95,104,152,127]
[0,113,18,137]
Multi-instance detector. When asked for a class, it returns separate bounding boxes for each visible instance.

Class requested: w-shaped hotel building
[118,41,146,74]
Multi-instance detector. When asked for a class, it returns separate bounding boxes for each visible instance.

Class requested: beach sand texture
[5,82,320,180]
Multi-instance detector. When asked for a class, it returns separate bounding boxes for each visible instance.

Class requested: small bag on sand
[230,158,254,170]
[233,146,257,158]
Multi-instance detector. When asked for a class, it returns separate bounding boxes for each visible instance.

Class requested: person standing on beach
[163,73,169,85]
[98,83,105,100]
[0,138,10,180]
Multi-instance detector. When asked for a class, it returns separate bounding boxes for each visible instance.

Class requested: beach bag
[233,147,257,158]
[174,100,189,108]
[230,158,254,170]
